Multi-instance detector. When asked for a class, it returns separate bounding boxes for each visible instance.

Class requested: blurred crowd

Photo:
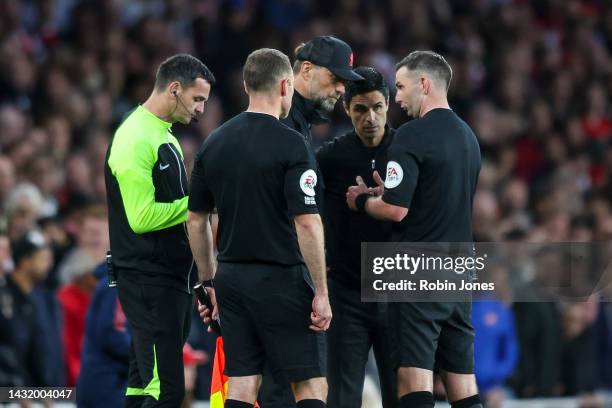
[0,0,612,406]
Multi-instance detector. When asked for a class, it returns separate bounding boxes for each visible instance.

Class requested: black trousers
[327,279,397,408]
[117,271,192,407]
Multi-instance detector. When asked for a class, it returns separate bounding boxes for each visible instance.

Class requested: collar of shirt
[292,91,329,126]
[244,111,278,120]
[349,124,395,150]
[137,105,173,131]
[6,274,29,300]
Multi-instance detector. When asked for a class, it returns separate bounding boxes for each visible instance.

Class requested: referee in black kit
[261,35,363,408]
[347,52,483,408]
[316,66,397,408]
[187,48,331,408]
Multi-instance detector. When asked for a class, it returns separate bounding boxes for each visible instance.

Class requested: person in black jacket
[0,231,52,388]
[278,36,364,210]
[316,67,397,408]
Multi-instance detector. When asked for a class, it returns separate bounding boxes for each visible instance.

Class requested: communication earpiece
[172,89,198,123]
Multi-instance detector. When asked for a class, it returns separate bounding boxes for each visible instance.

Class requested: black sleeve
[381,127,422,209]
[188,148,215,213]
[285,138,319,216]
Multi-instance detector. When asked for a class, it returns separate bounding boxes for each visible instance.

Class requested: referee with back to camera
[258,35,363,408]
[187,48,332,408]
[316,66,397,408]
[346,51,483,408]
[105,54,215,407]
[261,34,363,408]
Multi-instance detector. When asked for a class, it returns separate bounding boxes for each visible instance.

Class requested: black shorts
[389,301,474,374]
[215,262,326,383]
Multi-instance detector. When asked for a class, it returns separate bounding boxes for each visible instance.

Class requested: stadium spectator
[76,262,130,407]
[0,230,53,387]
[58,248,98,386]
[472,295,518,406]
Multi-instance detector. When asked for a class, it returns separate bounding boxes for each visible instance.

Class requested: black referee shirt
[382,108,481,242]
[316,126,395,289]
[188,112,319,265]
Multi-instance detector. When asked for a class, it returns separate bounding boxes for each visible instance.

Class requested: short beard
[314,96,337,113]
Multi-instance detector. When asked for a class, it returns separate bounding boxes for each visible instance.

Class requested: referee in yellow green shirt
[104,54,215,407]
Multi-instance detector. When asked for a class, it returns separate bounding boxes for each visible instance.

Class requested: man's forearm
[365,196,408,222]
[115,165,189,234]
[187,211,216,281]
[294,215,328,294]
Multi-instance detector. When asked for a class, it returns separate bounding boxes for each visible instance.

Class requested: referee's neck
[419,97,451,118]
[246,96,281,119]
[143,94,174,123]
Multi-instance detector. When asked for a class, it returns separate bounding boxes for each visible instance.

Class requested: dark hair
[395,51,452,91]
[154,54,216,91]
[344,66,389,106]
[243,48,292,92]
[11,230,48,267]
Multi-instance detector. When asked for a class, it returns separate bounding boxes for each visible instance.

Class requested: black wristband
[202,279,214,287]
[355,193,370,213]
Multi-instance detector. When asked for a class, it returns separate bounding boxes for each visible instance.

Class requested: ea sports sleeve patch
[285,142,319,215]
[381,129,422,209]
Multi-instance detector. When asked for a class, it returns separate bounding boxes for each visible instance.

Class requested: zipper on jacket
[168,143,193,294]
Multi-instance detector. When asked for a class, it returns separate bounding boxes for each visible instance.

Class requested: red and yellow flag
[210,337,229,408]
[210,336,260,407]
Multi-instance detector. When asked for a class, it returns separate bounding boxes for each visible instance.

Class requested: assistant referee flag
[210,337,229,408]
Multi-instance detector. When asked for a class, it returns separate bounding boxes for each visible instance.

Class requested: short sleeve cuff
[381,193,410,209]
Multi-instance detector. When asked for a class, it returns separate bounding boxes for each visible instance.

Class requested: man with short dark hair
[0,230,53,388]
[347,51,483,408]
[188,48,331,408]
[105,53,215,407]
[316,66,397,408]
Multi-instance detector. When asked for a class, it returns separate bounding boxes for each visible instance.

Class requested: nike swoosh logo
[159,163,170,170]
